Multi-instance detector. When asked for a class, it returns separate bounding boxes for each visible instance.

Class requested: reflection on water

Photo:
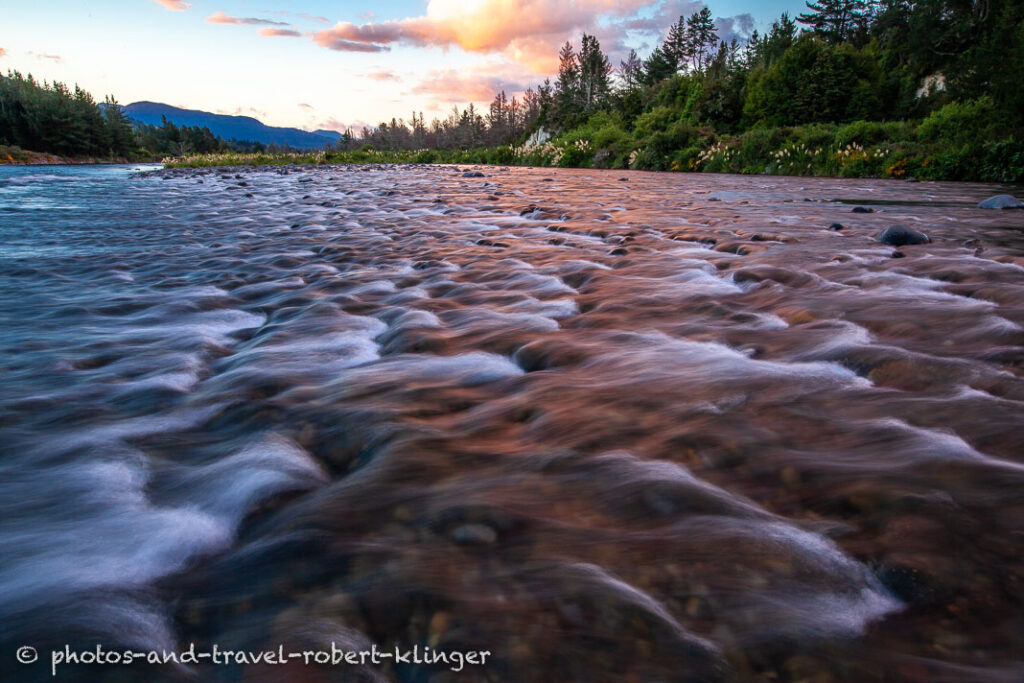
[2,164,1024,682]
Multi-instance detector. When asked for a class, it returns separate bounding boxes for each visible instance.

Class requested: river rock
[977,194,1024,209]
[876,225,930,246]
[462,171,485,178]
[852,206,875,213]
[449,523,498,545]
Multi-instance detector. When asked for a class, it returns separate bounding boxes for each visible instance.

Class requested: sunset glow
[0,0,804,130]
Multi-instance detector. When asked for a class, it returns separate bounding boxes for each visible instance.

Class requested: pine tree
[640,47,676,86]
[686,8,719,74]
[578,34,611,112]
[797,0,869,43]
[102,95,135,157]
[618,49,643,91]
[663,16,689,72]
[554,41,581,127]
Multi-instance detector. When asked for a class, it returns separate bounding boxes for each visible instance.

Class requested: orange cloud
[207,11,289,26]
[152,0,190,11]
[0,47,6,58]
[311,0,649,71]
[367,70,400,81]
[259,28,302,37]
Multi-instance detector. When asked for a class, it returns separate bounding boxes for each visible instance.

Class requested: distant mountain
[123,102,340,150]
[312,129,345,141]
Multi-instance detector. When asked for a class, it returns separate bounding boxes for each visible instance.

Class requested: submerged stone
[978,194,1024,210]
[449,523,498,545]
[877,225,930,246]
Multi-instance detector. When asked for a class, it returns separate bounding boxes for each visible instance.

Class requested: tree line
[0,71,260,160]
[5,0,1023,179]
[348,0,1023,181]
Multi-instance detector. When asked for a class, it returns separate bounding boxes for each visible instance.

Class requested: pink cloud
[29,51,63,63]
[152,0,190,11]
[0,47,6,58]
[411,67,531,107]
[207,11,289,26]
[259,28,302,37]
[317,117,370,133]
[311,0,655,72]
[367,70,400,81]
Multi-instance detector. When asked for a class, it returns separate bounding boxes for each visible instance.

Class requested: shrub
[917,98,1003,145]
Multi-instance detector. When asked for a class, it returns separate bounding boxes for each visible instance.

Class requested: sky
[0,1,807,132]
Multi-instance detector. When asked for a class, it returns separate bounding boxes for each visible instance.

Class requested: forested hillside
[342,0,1024,181]
[0,72,262,161]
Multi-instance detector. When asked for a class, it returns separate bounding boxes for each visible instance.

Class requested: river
[2,163,1024,682]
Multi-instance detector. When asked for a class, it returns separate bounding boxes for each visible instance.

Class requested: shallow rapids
[2,163,1024,682]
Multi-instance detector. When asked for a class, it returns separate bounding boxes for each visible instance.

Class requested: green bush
[794,123,838,148]
[917,98,1004,145]
[739,126,791,160]
[633,106,679,140]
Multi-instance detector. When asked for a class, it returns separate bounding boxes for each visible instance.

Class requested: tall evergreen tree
[663,16,690,72]
[686,8,719,74]
[554,41,581,127]
[578,34,612,113]
[797,0,869,43]
[640,47,676,86]
[618,49,643,91]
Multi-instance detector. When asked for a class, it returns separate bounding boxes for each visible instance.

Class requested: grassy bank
[0,144,137,165]
[163,107,1024,183]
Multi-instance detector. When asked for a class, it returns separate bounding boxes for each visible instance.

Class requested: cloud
[317,117,371,133]
[367,70,399,81]
[411,66,531,107]
[620,0,702,33]
[272,11,329,24]
[309,1,755,73]
[216,106,268,118]
[0,47,6,58]
[29,51,63,63]
[207,11,289,26]
[715,13,755,44]
[152,0,190,11]
[311,0,651,71]
[259,28,302,37]
[318,39,390,53]
[298,103,315,110]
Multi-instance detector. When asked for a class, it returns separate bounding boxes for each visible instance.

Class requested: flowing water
[2,163,1024,682]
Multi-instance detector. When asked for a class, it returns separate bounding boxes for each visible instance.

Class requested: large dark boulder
[978,194,1024,209]
[876,225,930,246]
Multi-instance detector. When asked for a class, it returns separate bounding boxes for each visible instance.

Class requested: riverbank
[0,146,136,165]
[161,125,1024,184]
